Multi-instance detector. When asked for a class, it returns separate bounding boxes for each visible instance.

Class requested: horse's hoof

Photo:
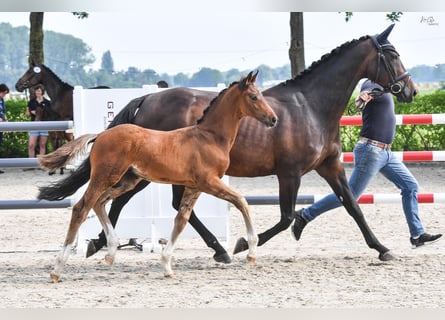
[48,171,55,176]
[104,255,114,266]
[233,237,248,254]
[213,252,232,264]
[247,255,256,264]
[378,250,398,261]
[50,273,60,283]
[164,273,176,278]
[86,239,105,258]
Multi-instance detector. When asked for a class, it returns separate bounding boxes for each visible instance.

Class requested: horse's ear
[377,24,395,42]
[245,70,258,85]
[250,70,259,84]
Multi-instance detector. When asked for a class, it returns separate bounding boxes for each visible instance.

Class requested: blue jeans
[301,141,425,237]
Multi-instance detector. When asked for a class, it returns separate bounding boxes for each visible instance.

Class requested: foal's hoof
[247,255,256,264]
[50,273,60,283]
[164,273,176,279]
[104,255,114,266]
[233,237,248,254]
[378,250,398,261]
[213,252,232,264]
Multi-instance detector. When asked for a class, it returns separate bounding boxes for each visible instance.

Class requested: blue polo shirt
[359,80,396,144]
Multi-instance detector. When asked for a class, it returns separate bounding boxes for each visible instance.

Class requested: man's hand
[354,91,373,110]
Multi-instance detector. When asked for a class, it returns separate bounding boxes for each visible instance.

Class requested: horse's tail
[38,156,92,201]
[108,95,147,129]
[38,133,97,171]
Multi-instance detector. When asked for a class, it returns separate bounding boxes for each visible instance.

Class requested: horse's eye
[250,95,258,101]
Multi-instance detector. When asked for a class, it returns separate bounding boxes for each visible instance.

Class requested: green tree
[188,68,223,87]
[173,73,189,87]
[101,50,114,73]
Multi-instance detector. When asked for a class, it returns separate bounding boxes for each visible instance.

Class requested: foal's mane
[196,80,239,124]
[283,35,370,86]
[40,64,74,90]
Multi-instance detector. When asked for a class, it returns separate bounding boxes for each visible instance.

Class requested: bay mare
[37,72,278,281]
[46,25,417,263]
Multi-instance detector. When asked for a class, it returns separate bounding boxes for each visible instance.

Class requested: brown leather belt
[359,137,391,150]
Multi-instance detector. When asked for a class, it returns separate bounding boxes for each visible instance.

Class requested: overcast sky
[0,11,444,75]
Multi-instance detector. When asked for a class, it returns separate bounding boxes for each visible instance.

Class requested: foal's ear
[242,70,258,88]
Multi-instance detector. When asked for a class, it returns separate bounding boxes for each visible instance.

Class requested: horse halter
[370,35,410,95]
[20,66,42,89]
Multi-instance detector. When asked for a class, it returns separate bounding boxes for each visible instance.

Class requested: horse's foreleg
[51,196,93,283]
[233,175,299,254]
[93,202,119,265]
[172,185,231,263]
[162,188,201,278]
[205,179,258,263]
[321,166,396,261]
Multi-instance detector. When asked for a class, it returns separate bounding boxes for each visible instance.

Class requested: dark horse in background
[15,62,74,174]
[40,25,417,263]
[15,61,108,173]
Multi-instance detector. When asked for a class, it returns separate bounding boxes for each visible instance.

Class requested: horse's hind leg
[92,202,119,265]
[51,193,97,283]
[87,180,151,258]
[162,187,202,277]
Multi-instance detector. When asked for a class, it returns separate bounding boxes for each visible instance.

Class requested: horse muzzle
[264,116,278,128]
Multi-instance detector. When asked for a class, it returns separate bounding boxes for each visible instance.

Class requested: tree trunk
[288,12,305,78]
[29,12,44,65]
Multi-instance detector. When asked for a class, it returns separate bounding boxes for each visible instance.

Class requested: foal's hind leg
[92,202,119,266]
[162,187,201,277]
[51,194,97,283]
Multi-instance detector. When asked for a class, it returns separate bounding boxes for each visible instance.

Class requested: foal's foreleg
[162,187,201,277]
[205,179,258,263]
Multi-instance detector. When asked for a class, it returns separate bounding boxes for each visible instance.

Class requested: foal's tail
[38,156,92,201]
[37,133,97,201]
[38,133,97,171]
[107,95,147,129]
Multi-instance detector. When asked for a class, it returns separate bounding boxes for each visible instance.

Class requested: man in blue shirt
[292,79,442,248]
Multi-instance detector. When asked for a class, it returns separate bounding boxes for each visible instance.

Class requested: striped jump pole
[341,150,445,162]
[245,193,445,205]
[340,113,445,126]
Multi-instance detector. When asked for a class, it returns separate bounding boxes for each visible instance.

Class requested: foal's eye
[250,95,258,101]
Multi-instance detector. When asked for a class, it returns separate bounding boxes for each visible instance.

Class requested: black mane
[41,64,74,90]
[283,35,370,86]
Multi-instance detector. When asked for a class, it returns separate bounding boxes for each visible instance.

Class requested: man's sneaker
[291,209,307,241]
[410,233,442,248]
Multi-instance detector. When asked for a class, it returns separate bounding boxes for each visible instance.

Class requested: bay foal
[38,72,277,282]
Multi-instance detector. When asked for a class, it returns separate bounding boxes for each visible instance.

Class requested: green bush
[341,90,445,152]
[0,99,29,157]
